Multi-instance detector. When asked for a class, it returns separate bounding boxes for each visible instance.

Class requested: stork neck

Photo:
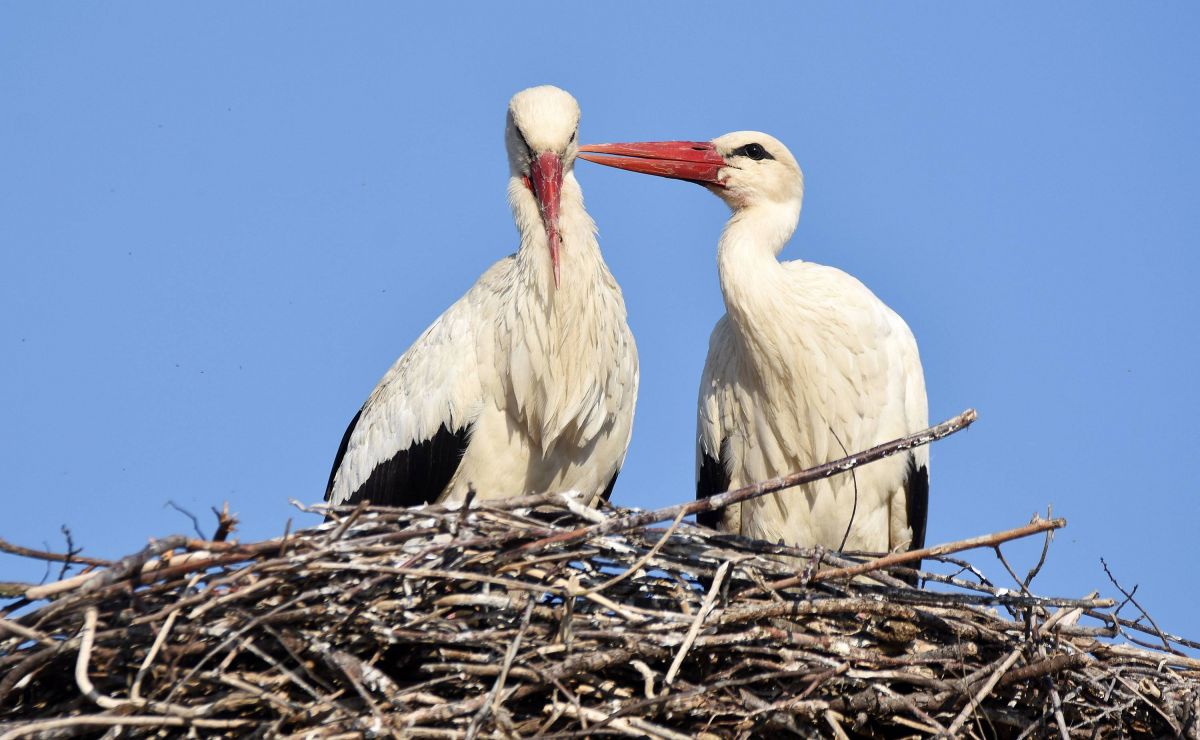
[502,170,628,449]
[716,201,800,327]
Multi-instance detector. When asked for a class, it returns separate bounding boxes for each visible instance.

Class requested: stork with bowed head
[325,86,638,512]
[580,133,929,557]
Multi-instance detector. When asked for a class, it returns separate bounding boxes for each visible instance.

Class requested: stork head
[505,86,581,287]
[579,131,803,211]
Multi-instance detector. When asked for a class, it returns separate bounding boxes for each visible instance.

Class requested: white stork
[325,86,638,511]
[580,133,929,556]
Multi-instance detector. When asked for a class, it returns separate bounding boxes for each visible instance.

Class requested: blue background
[3,4,1197,637]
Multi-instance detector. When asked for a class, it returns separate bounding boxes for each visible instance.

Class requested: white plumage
[581,132,928,554]
[326,86,638,510]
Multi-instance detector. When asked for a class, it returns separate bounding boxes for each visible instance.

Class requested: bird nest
[1,494,1198,739]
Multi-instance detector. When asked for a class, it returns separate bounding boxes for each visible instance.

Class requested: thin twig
[946,648,1023,735]
[767,516,1065,589]
[466,598,536,739]
[583,509,687,595]
[524,409,977,552]
[0,715,256,739]
[165,501,206,539]
[666,560,732,685]
[0,536,110,567]
[1101,557,1180,656]
[56,527,78,581]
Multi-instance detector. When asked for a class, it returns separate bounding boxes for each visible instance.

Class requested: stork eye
[733,143,773,161]
[516,129,535,160]
[569,130,577,145]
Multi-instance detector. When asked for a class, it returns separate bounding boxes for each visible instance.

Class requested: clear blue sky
[3,5,1197,636]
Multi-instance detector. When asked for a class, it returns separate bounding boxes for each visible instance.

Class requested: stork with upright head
[325,86,638,511]
[580,134,928,556]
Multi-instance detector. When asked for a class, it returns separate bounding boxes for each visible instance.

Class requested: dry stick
[823,710,852,740]
[329,500,369,540]
[765,516,1065,591]
[1023,506,1055,589]
[24,570,100,600]
[0,537,110,568]
[1047,675,1071,740]
[130,608,181,701]
[75,607,211,718]
[524,409,978,553]
[550,702,692,740]
[466,599,536,740]
[945,647,1024,736]
[871,684,949,735]
[1089,613,1200,651]
[26,537,295,601]
[998,653,1087,687]
[211,501,238,541]
[77,535,189,595]
[1101,557,1180,656]
[665,559,732,685]
[0,617,54,647]
[0,715,256,740]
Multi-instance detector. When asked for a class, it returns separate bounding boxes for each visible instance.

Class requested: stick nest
[2,500,1198,739]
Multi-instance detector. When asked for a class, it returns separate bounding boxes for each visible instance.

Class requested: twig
[823,710,851,740]
[0,618,54,647]
[329,500,369,540]
[56,527,78,581]
[1023,506,1054,589]
[766,515,1065,589]
[211,502,238,541]
[75,606,210,717]
[524,409,977,552]
[1047,678,1070,740]
[78,535,189,594]
[0,536,110,568]
[466,598,535,739]
[1088,612,1200,651]
[666,560,731,685]
[946,648,1023,735]
[130,609,181,701]
[1101,558,1180,656]
[582,509,687,595]
[165,501,206,539]
[871,683,949,735]
[0,715,255,739]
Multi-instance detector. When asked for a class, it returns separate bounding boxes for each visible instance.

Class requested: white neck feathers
[717,200,801,330]
[502,171,626,448]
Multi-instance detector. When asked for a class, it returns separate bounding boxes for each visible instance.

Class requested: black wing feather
[696,441,731,529]
[895,454,930,587]
[904,454,929,551]
[325,406,363,500]
[325,410,471,509]
[599,470,620,503]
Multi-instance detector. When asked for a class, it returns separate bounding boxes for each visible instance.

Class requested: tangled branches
[1,501,1197,738]
[0,410,1197,737]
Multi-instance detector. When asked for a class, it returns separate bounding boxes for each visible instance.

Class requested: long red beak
[529,151,564,287]
[578,141,726,187]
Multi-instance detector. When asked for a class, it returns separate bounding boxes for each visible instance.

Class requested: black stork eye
[732,142,773,161]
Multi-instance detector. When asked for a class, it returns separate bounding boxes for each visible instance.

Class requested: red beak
[529,151,564,287]
[578,141,726,187]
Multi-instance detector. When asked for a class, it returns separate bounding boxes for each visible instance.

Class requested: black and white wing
[695,316,741,533]
[325,275,493,509]
[877,301,930,554]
